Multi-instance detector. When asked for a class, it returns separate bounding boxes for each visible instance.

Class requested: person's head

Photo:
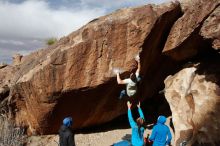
[157,115,166,124]
[130,73,137,82]
[63,117,73,127]
[136,117,145,127]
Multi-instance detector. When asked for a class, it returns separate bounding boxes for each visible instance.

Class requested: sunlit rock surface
[165,62,220,146]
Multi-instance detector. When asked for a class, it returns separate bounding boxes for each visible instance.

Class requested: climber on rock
[116,55,141,99]
[59,117,75,146]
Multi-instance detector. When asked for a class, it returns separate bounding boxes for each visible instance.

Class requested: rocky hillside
[0,0,219,145]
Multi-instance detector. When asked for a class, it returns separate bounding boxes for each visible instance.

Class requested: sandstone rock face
[0,85,9,101]
[0,65,15,99]
[1,2,181,134]
[0,1,220,145]
[0,63,7,69]
[12,54,23,66]
[163,0,220,60]
[200,5,220,50]
[164,61,220,146]
[158,0,220,145]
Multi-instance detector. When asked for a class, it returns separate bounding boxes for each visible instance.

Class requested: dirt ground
[27,128,132,146]
[27,117,174,146]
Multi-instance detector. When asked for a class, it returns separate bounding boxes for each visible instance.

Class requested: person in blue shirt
[149,115,172,146]
[127,101,145,146]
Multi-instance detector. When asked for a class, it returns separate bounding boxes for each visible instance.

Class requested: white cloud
[0,39,24,45]
[0,0,106,39]
[0,38,45,63]
[0,0,107,63]
[80,0,171,10]
[0,0,171,39]
[0,0,171,63]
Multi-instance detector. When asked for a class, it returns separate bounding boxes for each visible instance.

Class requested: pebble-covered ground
[27,117,174,146]
[27,128,133,146]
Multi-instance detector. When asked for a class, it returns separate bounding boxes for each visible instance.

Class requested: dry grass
[0,116,26,146]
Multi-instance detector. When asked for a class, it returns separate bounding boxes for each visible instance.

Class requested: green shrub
[46,38,57,46]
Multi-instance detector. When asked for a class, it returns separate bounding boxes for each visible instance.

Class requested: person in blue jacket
[127,101,145,146]
[149,115,172,146]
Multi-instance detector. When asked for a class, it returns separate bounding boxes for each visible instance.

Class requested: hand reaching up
[135,54,140,62]
[113,68,123,75]
[127,101,132,109]
[137,101,141,108]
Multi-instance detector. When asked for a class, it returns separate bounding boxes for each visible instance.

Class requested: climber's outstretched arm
[137,102,145,120]
[135,59,141,76]
[117,73,126,84]
[127,101,136,128]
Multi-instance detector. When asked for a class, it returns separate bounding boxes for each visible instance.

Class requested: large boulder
[164,60,220,146]
[2,2,181,134]
[163,0,220,60]
[162,0,220,145]
[200,5,220,50]
[1,1,219,144]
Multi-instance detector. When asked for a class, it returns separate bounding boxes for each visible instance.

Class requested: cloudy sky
[0,0,171,63]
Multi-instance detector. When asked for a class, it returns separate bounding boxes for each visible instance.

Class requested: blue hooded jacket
[128,108,145,146]
[63,117,73,127]
[149,116,172,146]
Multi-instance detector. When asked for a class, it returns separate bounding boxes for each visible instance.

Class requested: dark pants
[119,90,127,99]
